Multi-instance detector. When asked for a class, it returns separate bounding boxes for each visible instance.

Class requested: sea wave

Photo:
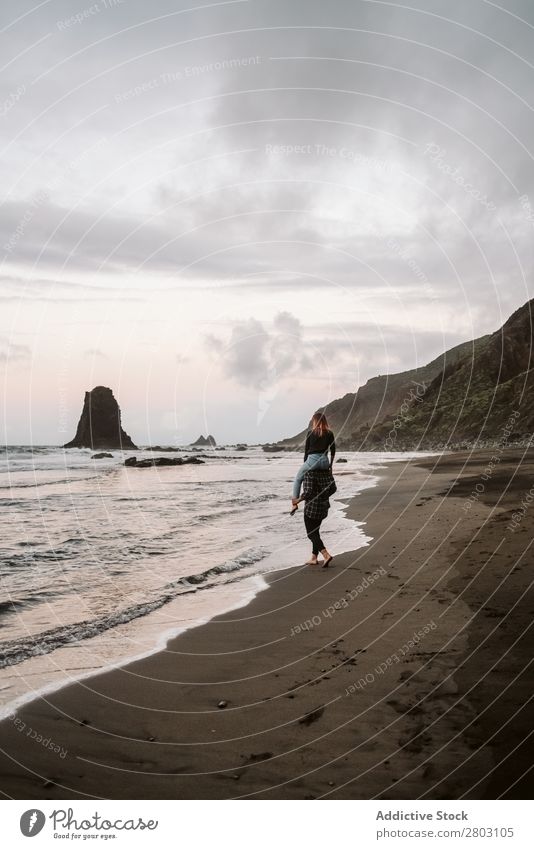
[0,474,107,490]
[0,547,268,668]
[173,546,267,586]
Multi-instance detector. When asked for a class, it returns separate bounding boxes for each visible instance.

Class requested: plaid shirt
[301,469,332,520]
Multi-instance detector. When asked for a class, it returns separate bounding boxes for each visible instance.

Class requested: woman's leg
[292,453,328,498]
[317,454,330,470]
[307,452,330,472]
[292,457,313,498]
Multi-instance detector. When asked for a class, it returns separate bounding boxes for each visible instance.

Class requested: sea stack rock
[191,434,217,447]
[63,386,137,450]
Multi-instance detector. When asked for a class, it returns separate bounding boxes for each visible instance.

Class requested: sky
[1,0,534,445]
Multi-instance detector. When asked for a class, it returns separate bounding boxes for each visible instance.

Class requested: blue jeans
[292,452,330,498]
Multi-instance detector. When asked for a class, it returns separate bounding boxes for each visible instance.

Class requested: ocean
[0,445,429,716]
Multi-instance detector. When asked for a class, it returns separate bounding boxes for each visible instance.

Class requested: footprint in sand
[244,752,273,763]
[298,706,325,726]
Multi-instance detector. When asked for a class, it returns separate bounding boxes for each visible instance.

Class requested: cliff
[379,299,534,449]
[277,299,534,451]
[276,338,482,450]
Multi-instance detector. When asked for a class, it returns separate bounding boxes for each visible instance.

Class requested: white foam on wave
[0,547,272,669]
[0,573,267,721]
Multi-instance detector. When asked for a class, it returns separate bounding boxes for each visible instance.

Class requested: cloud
[2,0,534,442]
[205,310,313,388]
[205,317,269,387]
[0,337,31,363]
[0,272,147,303]
[84,347,107,358]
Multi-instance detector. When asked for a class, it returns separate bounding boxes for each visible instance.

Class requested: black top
[304,428,336,462]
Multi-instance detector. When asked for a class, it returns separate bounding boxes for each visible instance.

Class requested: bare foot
[320,549,334,567]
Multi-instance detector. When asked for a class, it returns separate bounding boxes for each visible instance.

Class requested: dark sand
[0,450,533,799]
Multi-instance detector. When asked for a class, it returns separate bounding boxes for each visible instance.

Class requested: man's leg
[304,514,322,554]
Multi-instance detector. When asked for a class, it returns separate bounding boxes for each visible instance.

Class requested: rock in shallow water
[191,434,217,447]
[124,456,205,467]
[63,386,137,450]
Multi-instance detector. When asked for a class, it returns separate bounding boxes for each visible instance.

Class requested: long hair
[310,411,329,435]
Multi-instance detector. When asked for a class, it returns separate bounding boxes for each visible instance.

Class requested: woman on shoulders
[291,411,335,506]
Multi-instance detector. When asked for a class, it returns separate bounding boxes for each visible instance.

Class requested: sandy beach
[0,449,532,800]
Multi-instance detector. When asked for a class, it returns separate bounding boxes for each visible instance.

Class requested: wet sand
[0,449,533,799]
